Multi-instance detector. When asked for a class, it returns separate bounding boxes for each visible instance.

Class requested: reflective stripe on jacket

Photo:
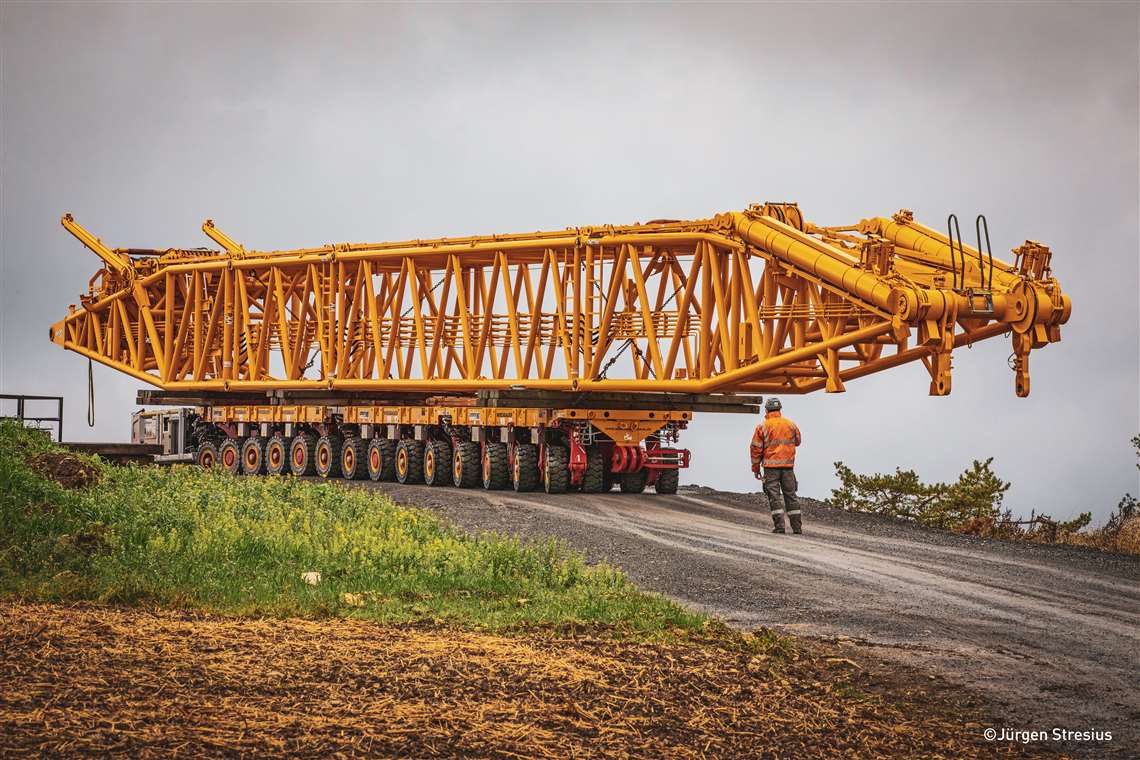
[749,411,801,469]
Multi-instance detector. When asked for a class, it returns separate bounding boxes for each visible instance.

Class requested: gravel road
[352,481,1139,753]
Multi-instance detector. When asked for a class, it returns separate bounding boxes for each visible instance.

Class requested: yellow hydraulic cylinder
[864,215,1072,332]
[733,212,905,318]
[61,214,133,277]
[202,220,244,255]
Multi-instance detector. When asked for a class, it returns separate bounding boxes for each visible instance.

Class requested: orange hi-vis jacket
[750,411,802,471]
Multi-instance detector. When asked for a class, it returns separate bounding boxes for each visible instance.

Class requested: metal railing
[0,394,65,442]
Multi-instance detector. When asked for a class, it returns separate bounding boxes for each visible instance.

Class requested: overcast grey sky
[2,2,1137,523]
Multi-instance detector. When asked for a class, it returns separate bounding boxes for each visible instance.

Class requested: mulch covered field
[0,602,1035,759]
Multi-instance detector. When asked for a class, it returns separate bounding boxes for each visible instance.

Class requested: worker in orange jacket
[749,398,803,534]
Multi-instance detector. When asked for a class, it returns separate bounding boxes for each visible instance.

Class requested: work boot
[788,512,803,535]
[771,513,786,534]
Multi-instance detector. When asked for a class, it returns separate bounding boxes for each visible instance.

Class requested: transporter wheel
[289,433,318,476]
[241,437,268,476]
[196,441,219,469]
[396,439,425,484]
[620,469,648,494]
[341,437,368,481]
[654,468,679,495]
[265,435,288,475]
[219,438,242,475]
[543,445,570,494]
[316,435,343,478]
[582,448,605,493]
[512,443,539,492]
[453,441,481,488]
[481,442,509,490]
[424,440,453,487]
[367,438,396,482]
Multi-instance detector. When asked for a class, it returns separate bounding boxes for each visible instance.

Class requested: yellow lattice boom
[51,203,1070,399]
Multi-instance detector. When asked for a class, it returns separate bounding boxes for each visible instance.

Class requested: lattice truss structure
[52,203,1070,398]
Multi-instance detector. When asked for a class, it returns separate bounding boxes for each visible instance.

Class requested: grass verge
[0,420,704,636]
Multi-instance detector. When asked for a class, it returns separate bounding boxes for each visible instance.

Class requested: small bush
[829,458,1010,531]
[1067,434,1140,554]
[1060,494,1140,555]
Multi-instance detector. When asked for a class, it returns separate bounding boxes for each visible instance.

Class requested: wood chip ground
[0,602,1046,758]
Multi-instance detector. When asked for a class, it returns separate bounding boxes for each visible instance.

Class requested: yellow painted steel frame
[51,203,1070,399]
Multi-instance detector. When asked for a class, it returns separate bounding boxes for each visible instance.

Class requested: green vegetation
[1088,434,1140,554]
[829,457,1016,530]
[0,420,705,635]
[1106,435,1139,537]
[830,454,1140,555]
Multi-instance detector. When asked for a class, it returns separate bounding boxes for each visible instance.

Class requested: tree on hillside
[829,458,1010,531]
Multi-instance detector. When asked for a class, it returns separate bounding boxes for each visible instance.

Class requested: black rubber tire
[316,435,343,478]
[482,442,509,490]
[512,443,539,492]
[265,435,288,475]
[289,433,318,476]
[396,439,425,484]
[543,444,570,494]
[582,447,605,493]
[196,441,219,469]
[367,438,396,482]
[453,441,481,488]
[654,468,679,495]
[424,440,453,487]
[341,437,368,480]
[240,437,267,476]
[219,438,242,475]
[620,469,648,494]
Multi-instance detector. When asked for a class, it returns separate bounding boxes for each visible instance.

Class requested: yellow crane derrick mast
[50,203,1071,494]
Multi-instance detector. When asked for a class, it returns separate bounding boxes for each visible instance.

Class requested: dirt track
[356,481,1140,754]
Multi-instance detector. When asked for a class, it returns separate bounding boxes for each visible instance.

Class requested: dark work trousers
[763,467,799,519]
